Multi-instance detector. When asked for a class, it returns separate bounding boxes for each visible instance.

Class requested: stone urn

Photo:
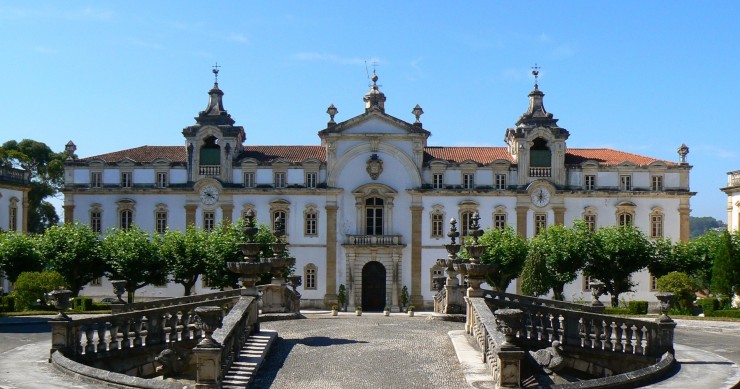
[589,281,605,307]
[47,289,72,321]
[194,306,224,348]
[110,280,127,304]
[655,292,674,323]
[494,308,523,346]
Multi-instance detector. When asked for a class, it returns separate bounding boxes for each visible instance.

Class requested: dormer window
[90,171,102,188]
[274,172,286,188]
[433,173,444,189]
[156,172,168,188]
[463,173,475,189]
[306,172,317,188]
[121,172,132,188]
[495,174,507,190]
[651,175,663,191]
[620,175,632,191]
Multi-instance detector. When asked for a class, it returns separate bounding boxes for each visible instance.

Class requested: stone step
[222,330,277,389]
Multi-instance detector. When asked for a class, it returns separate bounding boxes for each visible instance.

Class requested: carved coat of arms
[366,154,383,180]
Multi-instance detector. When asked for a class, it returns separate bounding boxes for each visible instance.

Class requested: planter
[331,309,338,316]
[384,310,390,316]
[408,311,414,317]
[355,310,362,316]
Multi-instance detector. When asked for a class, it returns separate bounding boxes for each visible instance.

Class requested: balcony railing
[0,166,31,184]
[529,167,551,177]
[199,165,221,176]
[346,234,403,246]
[728,171,740,187]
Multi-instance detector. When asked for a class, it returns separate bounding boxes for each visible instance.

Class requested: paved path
[252,312,468,389]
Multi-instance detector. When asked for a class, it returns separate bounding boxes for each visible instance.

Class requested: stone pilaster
[22,191,30,233]
[410,204,423,307]
[553,206,565,226]
[193,346,221,389]
[679,198,691,243]
[324,203,338,306]
[63,205,75,225]
[221,204,233,224]
[185,205,198,227]
[515,206,528,238]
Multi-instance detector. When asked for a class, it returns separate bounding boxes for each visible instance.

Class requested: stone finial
[64,141,77,160]
[677,143,689,164]
[412,104,424,125]
[326,104,338,125]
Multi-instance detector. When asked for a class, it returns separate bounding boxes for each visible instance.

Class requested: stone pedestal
[49,320,74,362]
[193,346,221,389]
[497,347,526,388]
[444,284,466,314]
[261,283,286,313]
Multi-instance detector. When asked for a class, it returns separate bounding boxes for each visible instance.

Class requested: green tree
[0,139,67,233]
[203,222,246,290]
[584,226,652,307]
[157,226,208,296]
[0,232,43,283]
[688,231,723,292]
[521,221,592,300]
[460,227,528,292]
[38,223,106,297]
[102,227,166,303]
[656,271,696,311]
[11,270,67,311]
[711,231,739,297]
[689,216,726,239]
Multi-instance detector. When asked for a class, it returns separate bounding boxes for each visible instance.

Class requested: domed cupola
[195,65,236,126]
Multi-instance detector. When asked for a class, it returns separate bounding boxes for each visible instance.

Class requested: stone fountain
[260,216,299,314]
[459,212,498,298]
[227,209,272,297]
[435,218,466,314]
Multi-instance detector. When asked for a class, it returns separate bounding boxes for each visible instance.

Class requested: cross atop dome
[531,63,540,89]
[212,62,221,84]
[363,68,386,113]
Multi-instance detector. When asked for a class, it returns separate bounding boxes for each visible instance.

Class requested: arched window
[270,199,290,235]
[615,201,636,227]
[493,206,507,230]
[116,199,136,230]
[8,197,18,232]
[430,205,445,239]
[458,200,478,238]
[650,207,664,238]
[90,203,103,234]
[304,263,318,290]
[304,205,319,237]
[365,197,384,235]
[530,137,551,168]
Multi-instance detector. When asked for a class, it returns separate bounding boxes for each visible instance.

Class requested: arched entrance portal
[362,261,386,311]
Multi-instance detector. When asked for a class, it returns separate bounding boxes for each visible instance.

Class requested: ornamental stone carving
[366,154,383,180]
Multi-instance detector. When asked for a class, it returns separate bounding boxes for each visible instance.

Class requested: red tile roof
[80,145,671,167]
[424,147,514,164]
[81,145,325,164]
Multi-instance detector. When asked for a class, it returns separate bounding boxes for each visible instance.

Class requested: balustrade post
[654,292,676,355]
[49,319,74,362]
[194,306,224,389]
[494,309,525,388]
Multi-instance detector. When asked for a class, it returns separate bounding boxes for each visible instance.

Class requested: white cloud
[228,33,249,44]
[292,52,380,66]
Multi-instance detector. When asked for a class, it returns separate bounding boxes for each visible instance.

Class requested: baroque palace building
[63,70,694,308]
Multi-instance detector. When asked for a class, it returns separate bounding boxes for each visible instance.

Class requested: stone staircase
[222,330,277,388]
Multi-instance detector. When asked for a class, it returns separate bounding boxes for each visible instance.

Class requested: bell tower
[182,64,245,183]
[505,65,569,187]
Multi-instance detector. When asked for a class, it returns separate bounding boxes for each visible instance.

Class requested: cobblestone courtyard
[252,313,468,389]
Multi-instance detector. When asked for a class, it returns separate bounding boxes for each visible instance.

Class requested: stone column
[324,203,338,306]
[185,204,198,227]
[410,204,424,307]
[679,198,691,243]
[392,252,400,310]
[63,204,75,224]
[553,206,565,226]
[515,206,528,238]
[221,204,234,224]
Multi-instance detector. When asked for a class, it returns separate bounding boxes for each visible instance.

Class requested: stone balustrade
[346,234,403,246]
[50,295,241,362]
[0,166,30,184]
[211,296,259,385]
[529,167,551,177]
[483,289,605,314]
[199,165,221,176]
[110,290,242,314]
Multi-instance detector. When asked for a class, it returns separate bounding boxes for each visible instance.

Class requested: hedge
[707,309,740,318]
[605,307,631,315]
[1,296,15,312]
[72,297,93,311]
[697,298,719,315]
[627,300,649,315]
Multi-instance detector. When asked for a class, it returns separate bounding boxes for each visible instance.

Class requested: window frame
[120,171,132,188]
[432,173,444,189]
[90,171,103,188]
[651,175,664,191]
[462,172,475,190]
[304,206,318,237]
[156,171,169,188]
[534,213,547,236]
[243,171,255,188]
[90,204,102,234]
[274,171,286,188]
[495,173,507,190]
[203,210,215,231]
[619,174,632,191]
[584,174,596,191]
[305,171,317,188]
[430,266,444,291]
[304,263,318,290]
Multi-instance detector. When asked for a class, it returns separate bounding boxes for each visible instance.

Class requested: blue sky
[2,2,738,221]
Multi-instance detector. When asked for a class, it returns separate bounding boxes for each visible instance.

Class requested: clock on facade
[531,187,551,207]
[199,185,219,205]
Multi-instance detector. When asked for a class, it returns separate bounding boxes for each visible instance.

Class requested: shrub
[627,300,649,314]
[697,298,719,315]
[72,297,93,311]
[1,296,15,312]
[11,271,68,311]
[657,272,696,310]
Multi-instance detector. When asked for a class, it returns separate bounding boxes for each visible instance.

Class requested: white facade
[0,167,31,294]
[63,74,694,308]
[723,170,740,231]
